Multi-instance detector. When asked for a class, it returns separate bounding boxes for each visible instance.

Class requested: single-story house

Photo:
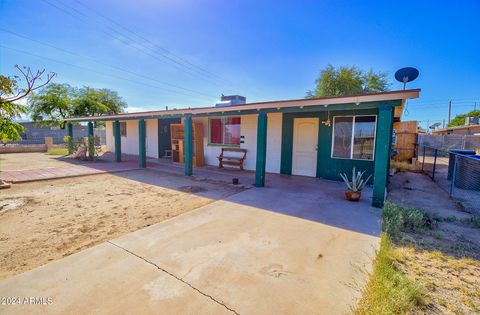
[64,89,420,207]
[431,124,480,135]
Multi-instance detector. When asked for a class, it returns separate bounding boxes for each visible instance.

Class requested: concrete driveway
[0,176,380,315]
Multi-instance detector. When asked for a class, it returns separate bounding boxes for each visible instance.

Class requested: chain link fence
[419,134,480,151]
[416,144,480,213]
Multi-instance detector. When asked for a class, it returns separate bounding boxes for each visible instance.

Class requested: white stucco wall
[105,119,158,158]
[105,113,283,173]
[145,119,158,158]
[266,112,282,173]
[191,113,282,173]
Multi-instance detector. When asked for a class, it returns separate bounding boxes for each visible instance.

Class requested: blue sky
[1,0,479,129]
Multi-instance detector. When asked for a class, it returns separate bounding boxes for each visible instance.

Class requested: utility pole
[447,100,452,125]
[475,102,477,111]
[443,119,445,129]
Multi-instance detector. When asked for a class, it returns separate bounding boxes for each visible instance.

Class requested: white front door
[292,118,319,177]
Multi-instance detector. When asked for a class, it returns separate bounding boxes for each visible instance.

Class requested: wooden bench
[217,148,247,170]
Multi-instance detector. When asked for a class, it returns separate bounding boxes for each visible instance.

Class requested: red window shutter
[210,119,223,144]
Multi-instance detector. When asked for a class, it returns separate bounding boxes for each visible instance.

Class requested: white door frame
[292,118,319,177]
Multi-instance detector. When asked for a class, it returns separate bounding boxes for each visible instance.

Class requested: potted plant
[340,167,371,201]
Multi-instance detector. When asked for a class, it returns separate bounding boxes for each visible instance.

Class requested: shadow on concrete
[54,152,382,237]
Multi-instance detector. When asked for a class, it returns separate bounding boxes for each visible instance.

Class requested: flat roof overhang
[64,89,420,122]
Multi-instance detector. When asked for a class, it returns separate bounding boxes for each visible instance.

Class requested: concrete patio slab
[0,243,231,315]
[0,176,380,315]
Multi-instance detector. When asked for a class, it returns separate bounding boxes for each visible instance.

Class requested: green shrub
[382,202,434,238]
[64,135,74,155]
[88,135,95,159]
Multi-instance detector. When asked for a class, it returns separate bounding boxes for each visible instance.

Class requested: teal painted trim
[280,115,293,175]
[87,121,94,158]
[113,120,122,162]
[64,101,401,122]
[191,101,399,118]
[316,109,378,181]
[372,105,394,207]
[67,122,73,155]
[279,109,378,182]
[138,119,146,168]
[87,121,94,137]
[280,110,380,178]
[184,115,193,176]
[280,111,326,176]
[255,112,268,187]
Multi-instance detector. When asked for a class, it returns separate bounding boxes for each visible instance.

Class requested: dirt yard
[388,171,480,314]
[0,169,243,279]
[0,152,76,171]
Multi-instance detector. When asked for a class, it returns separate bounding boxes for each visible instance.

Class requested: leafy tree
[306,65,390,98]
[29,83,75,128]
[73,87,127,117]
[28,84,127,128]
[448,109,480,127]
[0,65,55,142]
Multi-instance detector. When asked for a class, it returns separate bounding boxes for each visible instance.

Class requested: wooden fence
[392,121,418,162]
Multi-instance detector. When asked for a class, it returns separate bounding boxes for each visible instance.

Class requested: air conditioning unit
[215,94,246,107]
[465,117,480,125]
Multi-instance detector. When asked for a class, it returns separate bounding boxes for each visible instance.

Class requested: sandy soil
[388,171,480,314]
[0,153,75,171]
[0,169,243,279]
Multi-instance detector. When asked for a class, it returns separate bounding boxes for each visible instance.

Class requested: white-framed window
[208,117,241,146]
[331,115,377,160]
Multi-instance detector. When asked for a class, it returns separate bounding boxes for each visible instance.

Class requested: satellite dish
[429,122,441,130]
[395,67,419,90]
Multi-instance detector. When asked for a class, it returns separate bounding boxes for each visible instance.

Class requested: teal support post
[67,122,73,155]
[138,119,146,168]
[372,104,394,207]
[184,115,193,176]
[255,112,268,187]
[87,121,94,159]
[113,120,121,162]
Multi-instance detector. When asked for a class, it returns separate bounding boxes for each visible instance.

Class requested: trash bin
[448,149,475,180]
[454,155,480,190]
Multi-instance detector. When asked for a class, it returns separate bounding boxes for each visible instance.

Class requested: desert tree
[306,65,390,98]
[0,65,55,142]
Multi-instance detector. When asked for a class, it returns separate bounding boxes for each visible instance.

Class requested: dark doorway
[158,118,181,158]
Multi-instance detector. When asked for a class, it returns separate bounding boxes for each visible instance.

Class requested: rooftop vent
[215,94,246,107]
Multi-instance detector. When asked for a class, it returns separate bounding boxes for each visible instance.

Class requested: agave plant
[340,167,372,192]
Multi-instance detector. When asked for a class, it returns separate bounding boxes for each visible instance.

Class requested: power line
[72,0,230,84]
[0,45,213,101]
[44,0,268,101]
[40,0,230,89]
[0,27,216,98]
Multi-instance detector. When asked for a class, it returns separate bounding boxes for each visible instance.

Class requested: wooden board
[393,121,418,162]
[170,123,204,166]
